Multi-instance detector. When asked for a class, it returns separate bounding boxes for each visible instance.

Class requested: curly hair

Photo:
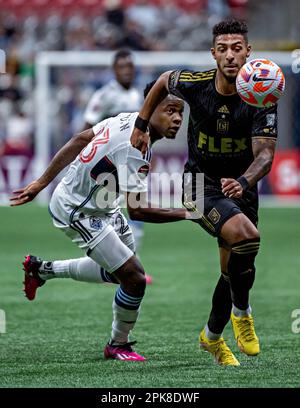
[212,19,248,44]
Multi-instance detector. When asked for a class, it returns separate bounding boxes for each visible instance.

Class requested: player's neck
[149,124,162,145]
[118,81,131,90]
[215,71,237,96]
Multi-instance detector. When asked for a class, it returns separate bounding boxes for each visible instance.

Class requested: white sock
[205,324,221,340]
[110,300,140,345]
[232,304,252,317]
[38,257,109,283]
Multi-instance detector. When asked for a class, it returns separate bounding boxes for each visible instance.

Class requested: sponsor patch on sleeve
[138,165,149,176]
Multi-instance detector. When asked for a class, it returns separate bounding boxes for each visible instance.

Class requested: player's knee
[132,270,147,293]
[232,226,260,245]
[123,271,146,297]
[222,214,260,244]
[115,257,146,296]
[129,263,146,291]
[231,236,260,257]
[243,228,260,242]
[233,234,260,269]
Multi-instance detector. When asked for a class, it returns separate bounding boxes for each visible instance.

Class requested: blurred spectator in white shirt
[3,106,33,156]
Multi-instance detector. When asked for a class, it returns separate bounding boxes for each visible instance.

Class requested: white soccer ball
[236,59,285,108]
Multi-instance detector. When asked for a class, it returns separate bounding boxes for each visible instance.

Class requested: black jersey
[168,69,278,184]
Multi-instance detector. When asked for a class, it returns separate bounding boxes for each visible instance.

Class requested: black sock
[228,239,259,310]
[229,267,256,310]
[207,274,232,334]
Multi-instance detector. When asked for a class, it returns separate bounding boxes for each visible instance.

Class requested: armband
[135,116,149,132]
[236,176,249,191]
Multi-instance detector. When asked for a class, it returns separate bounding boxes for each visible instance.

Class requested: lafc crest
[208,208,221,224]
[217,119,229,133]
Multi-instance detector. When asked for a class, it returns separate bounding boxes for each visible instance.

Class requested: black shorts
[182,175,258,240]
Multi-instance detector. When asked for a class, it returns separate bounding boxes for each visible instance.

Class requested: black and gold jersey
[168,69,278,184]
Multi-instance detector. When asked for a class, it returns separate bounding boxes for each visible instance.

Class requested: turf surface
[0,205,300,388]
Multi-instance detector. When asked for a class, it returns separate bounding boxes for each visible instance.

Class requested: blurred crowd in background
[0,0,248,156]
[0,0,299,171]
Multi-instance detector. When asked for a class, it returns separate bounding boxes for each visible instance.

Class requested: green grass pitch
[0,205,300,388]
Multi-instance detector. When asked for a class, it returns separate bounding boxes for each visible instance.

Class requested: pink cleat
[145,274,153,285]
[22,255,46,301]
[104,341,146,361]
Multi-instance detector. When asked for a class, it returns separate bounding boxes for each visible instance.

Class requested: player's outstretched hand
[130,128,149,155]
[221,178,243,199]
[10,180,45,206]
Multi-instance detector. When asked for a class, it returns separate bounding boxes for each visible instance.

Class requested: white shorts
[49,187,135,273]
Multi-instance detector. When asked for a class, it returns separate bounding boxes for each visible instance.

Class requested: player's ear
[211,47,216,60]
[246,44,252,58]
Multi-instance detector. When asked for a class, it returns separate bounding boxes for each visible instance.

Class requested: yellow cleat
[199,329,240,366]
[231,313,260,356]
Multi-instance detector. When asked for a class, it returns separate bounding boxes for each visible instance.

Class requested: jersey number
[79,128,110,163]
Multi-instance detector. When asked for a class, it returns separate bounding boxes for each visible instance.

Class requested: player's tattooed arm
[221,137,276,198]
[10,129,94,206]
[126,192,191,223]
[243,136,276,186]
[131,71,171,154]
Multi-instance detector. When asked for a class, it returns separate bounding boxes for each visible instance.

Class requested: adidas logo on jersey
[218,105,230,114]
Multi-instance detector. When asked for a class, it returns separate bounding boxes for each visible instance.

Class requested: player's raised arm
[131,71,172,154]
[126,192,190,223]
[10,128,95,206]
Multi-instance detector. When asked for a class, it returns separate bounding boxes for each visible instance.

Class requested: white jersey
[83,79,142,125]
[50,112,151,224]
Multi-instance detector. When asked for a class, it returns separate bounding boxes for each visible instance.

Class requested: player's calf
[227,238,260,356]
[105,257,147,359]
[113,255,146,297]
[228,237,260,310]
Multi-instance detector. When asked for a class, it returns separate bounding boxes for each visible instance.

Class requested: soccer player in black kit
[131,19,278,366]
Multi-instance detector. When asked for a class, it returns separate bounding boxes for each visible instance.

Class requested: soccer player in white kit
[83,49,147,278]
[11,83,187,361]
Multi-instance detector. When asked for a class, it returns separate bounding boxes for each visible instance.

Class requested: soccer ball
[236,59,285,108]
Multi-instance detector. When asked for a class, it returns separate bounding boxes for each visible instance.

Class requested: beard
[217,62,238,84]
[223,74,236,84]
